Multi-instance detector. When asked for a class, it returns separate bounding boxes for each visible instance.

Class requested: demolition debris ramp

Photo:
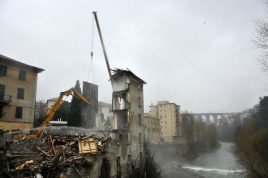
[0,126,111,178]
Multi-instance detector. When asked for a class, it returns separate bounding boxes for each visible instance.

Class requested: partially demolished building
[109,69,146,177]
[0,67,146,178]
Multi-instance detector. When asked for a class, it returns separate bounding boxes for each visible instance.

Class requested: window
[139,114,142,125]
[116,157,121,178]
[15,107,23,118]
[139,133,142,144]
[0,84,5,100]
[19,69,26,81]
[17,88,24,99]
[0,105,3,118]
[0,64,7,76]
[138,96,142,107]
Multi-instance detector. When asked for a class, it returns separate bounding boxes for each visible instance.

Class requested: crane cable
[87,15,95,83]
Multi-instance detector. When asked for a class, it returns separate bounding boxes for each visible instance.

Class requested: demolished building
[0,69,146,178]
[107,69,146,177]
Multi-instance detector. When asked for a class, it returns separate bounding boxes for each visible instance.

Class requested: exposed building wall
[0,55,43,131]
[144,113,161,144]
[110,69,145,178]
[82,82,98,129]
[128,78,144,160]
[149,105,158,118]
[96,101,112,130]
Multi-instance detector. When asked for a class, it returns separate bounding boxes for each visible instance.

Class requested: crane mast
[92,11,112,80]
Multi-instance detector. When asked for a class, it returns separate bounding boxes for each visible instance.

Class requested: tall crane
[92,11,112,80]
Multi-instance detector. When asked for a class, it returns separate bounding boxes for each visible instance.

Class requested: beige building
[150,101,180,143]
[144,113,161,144]
[0,54,44,131]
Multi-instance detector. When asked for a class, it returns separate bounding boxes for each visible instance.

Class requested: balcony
[0,95,12,105]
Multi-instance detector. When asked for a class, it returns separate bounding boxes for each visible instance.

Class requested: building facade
[149,101,180,143]
[144,113,161,144]
[0,54,43,131]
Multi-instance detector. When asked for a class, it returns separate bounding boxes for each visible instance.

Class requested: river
[153,142,245,178]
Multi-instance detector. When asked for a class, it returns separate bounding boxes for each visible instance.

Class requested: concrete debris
[0,134,111,178]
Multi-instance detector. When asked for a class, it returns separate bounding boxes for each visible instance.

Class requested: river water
[182,142,245,178]
[154,142,245,178]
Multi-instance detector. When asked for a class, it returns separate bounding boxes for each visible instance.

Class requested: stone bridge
[193,112,240,125]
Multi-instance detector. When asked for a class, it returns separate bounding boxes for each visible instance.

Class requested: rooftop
[0,54,44,73]
[150,101,180,107]
[111,68,146,84]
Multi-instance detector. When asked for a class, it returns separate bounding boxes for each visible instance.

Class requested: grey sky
[0,0,267,113]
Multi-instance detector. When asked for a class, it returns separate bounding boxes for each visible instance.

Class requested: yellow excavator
[15,87,91,139]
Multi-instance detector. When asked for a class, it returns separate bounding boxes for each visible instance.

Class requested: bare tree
[254,1,268,72]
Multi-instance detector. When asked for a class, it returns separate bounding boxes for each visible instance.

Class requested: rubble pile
[0,133,111,178]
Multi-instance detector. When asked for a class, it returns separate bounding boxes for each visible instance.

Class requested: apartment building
[0,54,44,131]
[149,101,180,143]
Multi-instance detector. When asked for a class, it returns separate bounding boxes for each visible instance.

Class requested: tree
[259,96,268,125]
[235,120,268,177]
[68,80,82,127]
[180,113,219,159]
[181,113,196,158]
[129,143,161,178]
[206,124,218,148]
[254,1,268,72]
[234,97,268,177]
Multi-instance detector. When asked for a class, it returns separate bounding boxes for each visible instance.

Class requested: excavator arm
[34,87,91,139]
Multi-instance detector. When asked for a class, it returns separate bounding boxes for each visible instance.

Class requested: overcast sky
[0,0,267,113]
